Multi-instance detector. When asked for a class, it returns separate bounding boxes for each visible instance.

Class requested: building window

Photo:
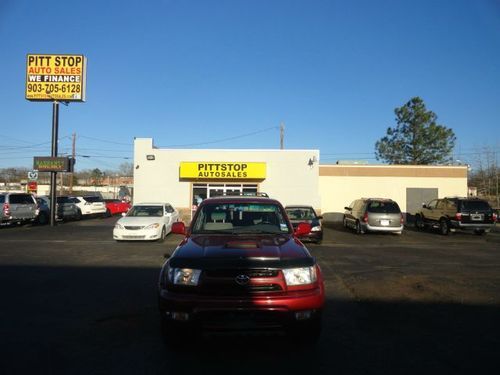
[191,183,258,216]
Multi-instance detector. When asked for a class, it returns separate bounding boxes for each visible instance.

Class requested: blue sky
[1,0,499,171]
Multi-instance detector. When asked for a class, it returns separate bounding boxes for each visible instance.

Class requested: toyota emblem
[235,274,250,285]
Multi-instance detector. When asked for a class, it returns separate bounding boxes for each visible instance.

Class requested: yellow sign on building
[25,54,87,102]
[180,162,266,179]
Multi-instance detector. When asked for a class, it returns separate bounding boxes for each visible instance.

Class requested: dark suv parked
[158,195,325,343]
[0,192,38,225]
[415,197,497,235]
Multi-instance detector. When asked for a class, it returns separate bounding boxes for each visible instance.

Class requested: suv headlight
[168,267,202,286]
[114,223,124,229]
[282,266,317,286]
[144,223,160,229]
[311,225,321,232]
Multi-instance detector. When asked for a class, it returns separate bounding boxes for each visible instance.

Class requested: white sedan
[113,203,179,241]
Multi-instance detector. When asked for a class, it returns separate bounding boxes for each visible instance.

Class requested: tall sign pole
[25,54,87,227]
[70,132,76,194]
[49,101,59,226]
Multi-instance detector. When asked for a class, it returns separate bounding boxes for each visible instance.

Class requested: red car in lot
[158,195,325,343]
[104,199,131,216]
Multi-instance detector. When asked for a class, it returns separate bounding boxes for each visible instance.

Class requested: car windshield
[367,201,401,213]
[285,207,316,220]
[191,202,291,234]
[127,205,163,217]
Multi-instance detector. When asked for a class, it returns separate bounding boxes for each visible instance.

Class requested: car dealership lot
[1,218,499,374]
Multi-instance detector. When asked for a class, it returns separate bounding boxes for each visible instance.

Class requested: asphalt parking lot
[1,218,499,375]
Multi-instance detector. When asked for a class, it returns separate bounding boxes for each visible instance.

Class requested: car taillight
[3,203,10,216]
[400,213,404,225]
[493,212,498,222]
[455,212,462,221]
[362,212,368,223]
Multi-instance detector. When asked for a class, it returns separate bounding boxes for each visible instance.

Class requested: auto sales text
[197,163,248,178]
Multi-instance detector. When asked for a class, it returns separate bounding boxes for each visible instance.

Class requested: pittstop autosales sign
[25,54,87,102]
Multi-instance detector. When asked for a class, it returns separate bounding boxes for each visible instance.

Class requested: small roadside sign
[28,171,38,180]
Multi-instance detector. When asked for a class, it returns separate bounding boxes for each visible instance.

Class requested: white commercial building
[134,138,320,219]
[133,138,468,221]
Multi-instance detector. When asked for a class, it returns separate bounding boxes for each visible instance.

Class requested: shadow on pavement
[0,265,498,375]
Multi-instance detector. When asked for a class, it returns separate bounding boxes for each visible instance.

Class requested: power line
[76,153,131,159]
[78,135,133,146]
[157,126,279,148]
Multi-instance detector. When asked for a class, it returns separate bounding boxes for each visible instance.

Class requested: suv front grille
[170,268,284,295]
[204,269,279,278]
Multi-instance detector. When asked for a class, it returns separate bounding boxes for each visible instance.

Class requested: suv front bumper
[158,287,324,331]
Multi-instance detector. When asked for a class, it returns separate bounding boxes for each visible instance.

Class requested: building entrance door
[191,183,258,218]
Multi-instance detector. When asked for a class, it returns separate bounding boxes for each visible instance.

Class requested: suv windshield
[127,205,163,217]
[367,201,401,213]
[192,202,291,234]
[286,207,316,220]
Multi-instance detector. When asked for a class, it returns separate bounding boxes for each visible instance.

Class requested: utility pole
[49,101,59,226]
[280,122,284,150]
[70,132,76,194]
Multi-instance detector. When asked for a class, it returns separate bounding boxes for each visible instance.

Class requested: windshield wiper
[192,230,235,234]
[233,229,285,235]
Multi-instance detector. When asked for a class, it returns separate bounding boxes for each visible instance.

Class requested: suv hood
[169,234,313,268]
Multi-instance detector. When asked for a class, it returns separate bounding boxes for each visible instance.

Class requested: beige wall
[319,165,468,214]
[133,138,321,212]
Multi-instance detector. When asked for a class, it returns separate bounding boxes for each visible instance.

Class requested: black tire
[75,209,82,221]
[37,212,48,225]
[439,218,449,236]
[414,215,424,231]
[474,229,486,236]
[356,220,365,235]
[160,316,195,349]
[288,315,322,345]
[159,226,166,242]
[106,209,112,218]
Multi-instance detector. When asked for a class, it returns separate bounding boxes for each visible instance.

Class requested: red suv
[158,195,324,343]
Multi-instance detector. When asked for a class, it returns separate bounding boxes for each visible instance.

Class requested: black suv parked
[415,197,497,235]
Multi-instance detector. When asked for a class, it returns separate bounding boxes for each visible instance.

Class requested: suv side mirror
[317,215,323,220]
[422,204,428,209]
[172,221,186,235]
[295,222,312,237]
[344,207,352,211]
